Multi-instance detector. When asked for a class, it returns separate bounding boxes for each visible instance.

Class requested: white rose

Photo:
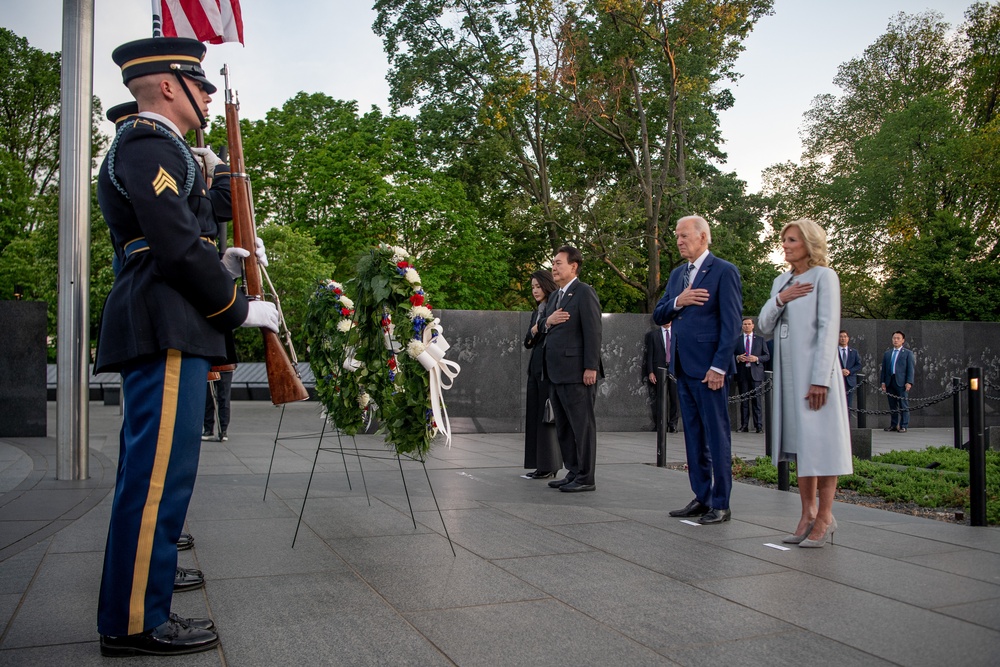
[339,296,354,309]
[404,268,421,284]
[407,340,427,358]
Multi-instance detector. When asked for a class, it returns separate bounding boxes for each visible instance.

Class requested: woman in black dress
[523,270,563,479]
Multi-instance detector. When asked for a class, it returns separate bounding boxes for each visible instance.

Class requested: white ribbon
[414,318,461,446]
[343,346,362,372]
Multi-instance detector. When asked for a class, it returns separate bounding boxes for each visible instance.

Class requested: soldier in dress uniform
[105,100,217,596]
[95,37,279,657]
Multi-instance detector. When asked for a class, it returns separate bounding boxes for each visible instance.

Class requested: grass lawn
[732,446,1000,525]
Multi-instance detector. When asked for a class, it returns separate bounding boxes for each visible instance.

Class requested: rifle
[222,65,309,405]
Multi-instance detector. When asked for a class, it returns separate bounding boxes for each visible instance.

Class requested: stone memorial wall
[436,310,1000,433]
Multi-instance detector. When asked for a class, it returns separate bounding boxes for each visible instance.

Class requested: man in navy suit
[543,246,603,492]
[734,317,769,433]
[880,330,915,432]
[643,322,678,433]
[838,330,862,410]
[654,215,743,524]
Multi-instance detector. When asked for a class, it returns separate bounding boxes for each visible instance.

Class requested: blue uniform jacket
[96,116,247,372]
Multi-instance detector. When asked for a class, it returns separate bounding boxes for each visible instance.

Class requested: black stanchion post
[968,368,986,526]
[778,460,790,491]
[952,376,963,449]
[655,367,667,467]
[764,371,772,457]
[856,373,867,429]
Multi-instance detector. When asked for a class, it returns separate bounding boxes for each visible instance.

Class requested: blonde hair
[780,218,828,268]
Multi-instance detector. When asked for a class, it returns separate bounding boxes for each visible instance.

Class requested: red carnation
[340,307,351,317]
[410,294,424,307]
[397,261,410,269]
[388,357,397,370]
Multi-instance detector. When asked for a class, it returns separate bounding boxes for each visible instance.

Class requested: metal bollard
[856,373,867,429]
[968,368,986,526]
[953,376,963,449]
[655,367,668,467]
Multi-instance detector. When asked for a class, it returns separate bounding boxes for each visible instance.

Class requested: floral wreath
[305,245,460,458]
[303,279,367,435]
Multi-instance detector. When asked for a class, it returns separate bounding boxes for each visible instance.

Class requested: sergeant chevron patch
[152,166,179,196]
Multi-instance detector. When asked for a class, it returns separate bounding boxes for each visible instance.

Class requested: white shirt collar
[688,249,710,272]
[138,111,183,139]
[560,277,578,292]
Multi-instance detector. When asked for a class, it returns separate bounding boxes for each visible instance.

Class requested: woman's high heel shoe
[781,521,814,544]
[799,517,837,548]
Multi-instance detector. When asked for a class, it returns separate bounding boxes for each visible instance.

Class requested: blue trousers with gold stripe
[98,350,209,636]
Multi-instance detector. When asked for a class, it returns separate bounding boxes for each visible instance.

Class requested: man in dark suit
[839,330,862,409]
[734,317,768,433]
[643,322,678,433]
[880,330,915,432]
[543,246,603,493]
[653,215,743,524]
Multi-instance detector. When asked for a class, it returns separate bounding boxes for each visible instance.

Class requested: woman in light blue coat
[758,219,852,548]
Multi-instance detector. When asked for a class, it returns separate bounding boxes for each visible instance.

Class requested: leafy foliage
[374,0,775,312]
[303,279,366,435]
[732,447,1000,525]
[764,5,1000,320]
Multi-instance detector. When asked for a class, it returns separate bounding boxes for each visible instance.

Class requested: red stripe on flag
[160,0,244,45]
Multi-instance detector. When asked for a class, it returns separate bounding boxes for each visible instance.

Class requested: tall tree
[555,0,773,310]
[764,5,1000,320]
[374,0,774,312]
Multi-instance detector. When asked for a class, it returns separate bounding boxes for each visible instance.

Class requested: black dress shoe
[559,481,596,493]
[531,471,556,479]
[667,425,677,433]
[177,533,194,551]
[174,567,205,592]
[755,427,763,434]
[100,618,219,657]
[548,476,574,488]
[738,426,749,433]
[668,499,710,517]
[698,508,732,524]
[169,612,215,631]
[897,427,907,433]
[884,426,897,432]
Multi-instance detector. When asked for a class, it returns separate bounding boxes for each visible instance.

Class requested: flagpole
[152,0,162,37]
[55,0,95,481]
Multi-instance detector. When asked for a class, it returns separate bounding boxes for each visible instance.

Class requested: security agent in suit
[880,330,915,432]
[95,37,279,658]
[653,215,743,524]
[838,330,862,409]
[734,317,769,432]
[543,246,604,492]
[643,322,678,433]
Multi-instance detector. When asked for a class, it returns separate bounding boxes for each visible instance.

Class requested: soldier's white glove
[191,146,222,174]
[242,300,280,333]
[222,247,249,279]
[254,237,268,268]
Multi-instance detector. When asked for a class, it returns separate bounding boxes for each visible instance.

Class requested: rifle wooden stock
[225,89,308,405]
